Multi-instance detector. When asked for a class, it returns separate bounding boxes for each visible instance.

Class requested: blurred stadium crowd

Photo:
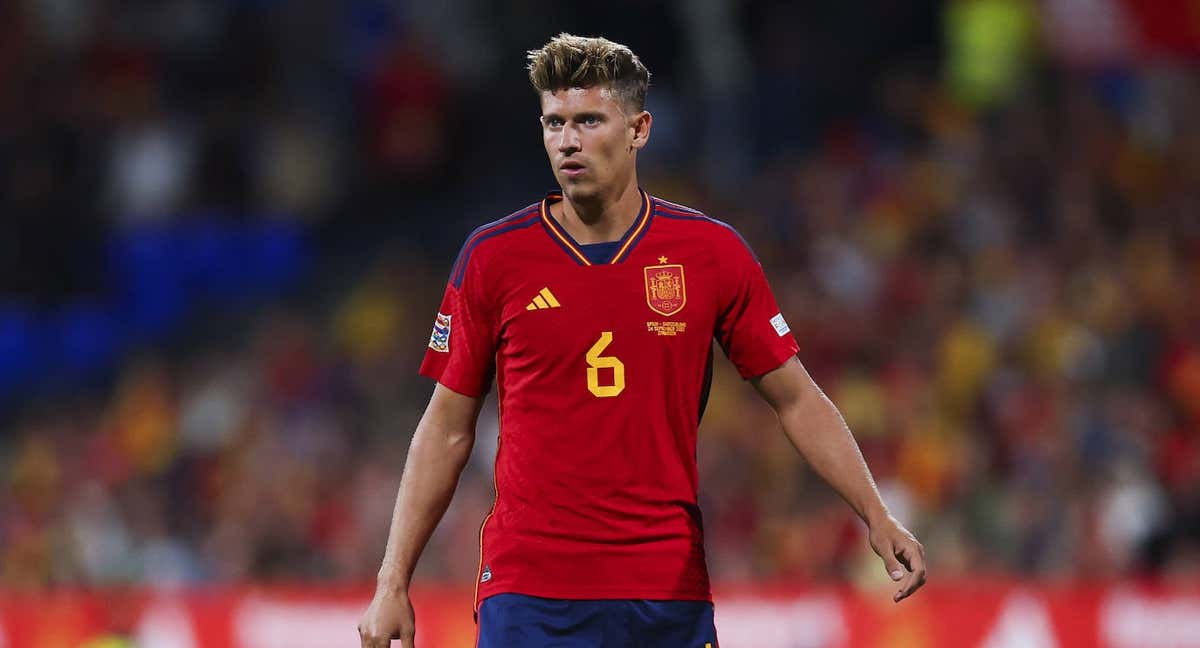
[3,0,1199,594]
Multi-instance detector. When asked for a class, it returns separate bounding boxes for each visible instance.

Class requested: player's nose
[557,125,581,153]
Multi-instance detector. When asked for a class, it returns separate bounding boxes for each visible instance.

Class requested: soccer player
[359,34,926,648]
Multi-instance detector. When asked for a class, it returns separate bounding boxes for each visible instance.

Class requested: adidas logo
[525,287,562,311]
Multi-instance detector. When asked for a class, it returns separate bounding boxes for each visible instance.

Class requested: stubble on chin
[561,180,599,204]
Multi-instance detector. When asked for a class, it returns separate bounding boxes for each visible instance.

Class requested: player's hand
[868,514,926,603]
[358,587,415,647]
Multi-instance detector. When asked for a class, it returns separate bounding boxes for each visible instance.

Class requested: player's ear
[630,110,651,151]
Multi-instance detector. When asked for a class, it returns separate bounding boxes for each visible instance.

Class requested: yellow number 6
[586,331,625,398]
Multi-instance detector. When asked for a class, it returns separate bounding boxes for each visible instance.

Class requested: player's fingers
[896,539,926,579]
[400,627,415,647]
[896,567,927,602]
[893,541,927,602]
[880,543,905,582]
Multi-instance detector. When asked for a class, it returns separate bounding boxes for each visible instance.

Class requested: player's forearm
[375,415,475,594]
[776,389,889,526]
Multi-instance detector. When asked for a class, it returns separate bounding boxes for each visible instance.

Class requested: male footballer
[359,33,926,648]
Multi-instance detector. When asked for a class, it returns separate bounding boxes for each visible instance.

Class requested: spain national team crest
[644,264,686,316]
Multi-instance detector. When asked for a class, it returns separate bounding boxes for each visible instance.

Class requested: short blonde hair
[527,33,651,112]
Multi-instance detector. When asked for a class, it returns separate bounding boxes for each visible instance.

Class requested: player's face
[540,86,650,202]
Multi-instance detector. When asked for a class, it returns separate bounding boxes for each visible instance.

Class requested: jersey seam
[452,206,541,288]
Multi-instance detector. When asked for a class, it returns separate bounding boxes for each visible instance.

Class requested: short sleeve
[418,255,497,397]
[714,235,799,379]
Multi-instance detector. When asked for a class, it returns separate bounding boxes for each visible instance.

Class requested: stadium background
[2,0,1199,646]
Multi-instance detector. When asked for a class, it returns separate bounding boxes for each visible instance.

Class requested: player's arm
[751,357,927,602]
[359,383,485,648]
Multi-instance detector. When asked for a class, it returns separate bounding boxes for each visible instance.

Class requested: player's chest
[494,252,719,356]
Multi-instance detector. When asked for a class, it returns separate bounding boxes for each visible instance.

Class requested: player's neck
[554,181,642,244]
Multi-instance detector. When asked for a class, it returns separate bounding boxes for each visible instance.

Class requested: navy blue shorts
[477,593,718,648]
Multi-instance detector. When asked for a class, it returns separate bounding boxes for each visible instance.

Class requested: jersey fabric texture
[420,190,799,609]
[476,593,717,648]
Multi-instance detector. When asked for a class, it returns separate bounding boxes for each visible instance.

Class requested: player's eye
[544,116,564,128]
[582,115,601,126]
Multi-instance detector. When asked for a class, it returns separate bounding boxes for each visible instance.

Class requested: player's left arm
[751,356,927,602]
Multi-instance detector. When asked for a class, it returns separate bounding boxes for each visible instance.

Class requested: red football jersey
[419,191,799,607]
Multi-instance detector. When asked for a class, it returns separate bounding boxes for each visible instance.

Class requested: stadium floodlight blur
[1,1,1199,647]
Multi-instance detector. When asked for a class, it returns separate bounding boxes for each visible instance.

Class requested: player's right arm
[361,226,500,647]
[358,383,485,648]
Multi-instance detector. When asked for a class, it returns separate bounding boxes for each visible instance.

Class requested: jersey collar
[539,189,653,266]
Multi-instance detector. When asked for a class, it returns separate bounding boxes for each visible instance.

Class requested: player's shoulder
[448,200,543,288]
[650,195,757,257]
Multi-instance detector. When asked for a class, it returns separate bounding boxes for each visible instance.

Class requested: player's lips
[559,161,587,178]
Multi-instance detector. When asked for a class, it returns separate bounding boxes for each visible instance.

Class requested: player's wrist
[375,566,411,596]
[375,579,409,597]
[862,503,893,529]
